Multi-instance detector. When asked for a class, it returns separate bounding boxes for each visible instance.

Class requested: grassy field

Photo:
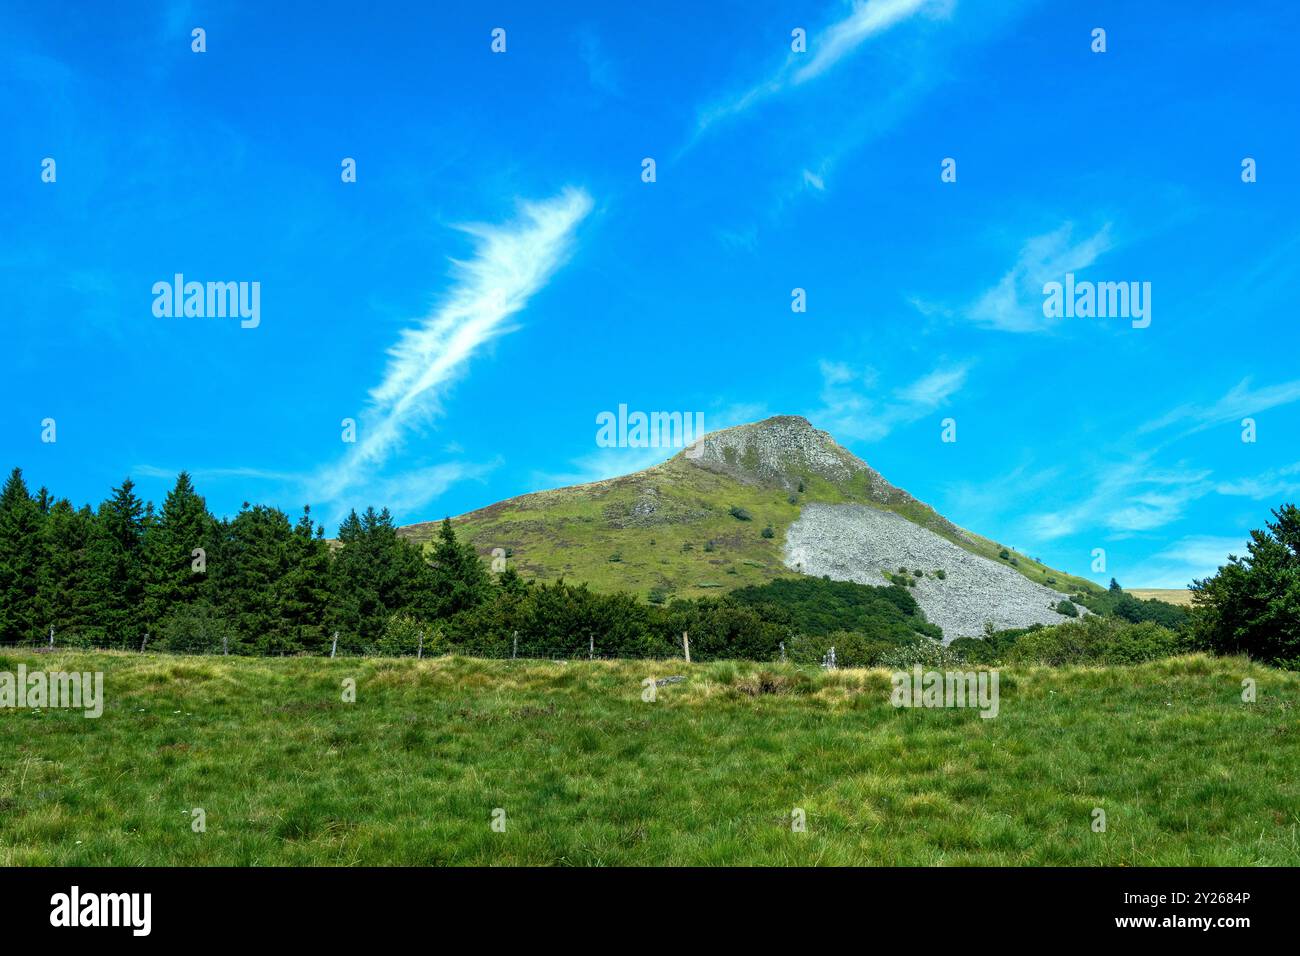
[2,649,1297,865]
[1126,588,1195,607]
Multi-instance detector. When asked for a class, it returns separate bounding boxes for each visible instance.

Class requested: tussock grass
[1,651,1296,865]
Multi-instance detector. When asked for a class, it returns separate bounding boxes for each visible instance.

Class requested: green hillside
[401,416,1100,603]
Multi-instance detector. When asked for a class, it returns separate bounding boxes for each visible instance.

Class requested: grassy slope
[2,649,1296,865]
[402,454,1100,603]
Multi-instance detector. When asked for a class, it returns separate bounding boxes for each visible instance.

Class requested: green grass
[2,650,1296,865]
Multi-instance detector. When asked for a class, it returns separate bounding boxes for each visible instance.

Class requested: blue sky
[3,0,1298,588]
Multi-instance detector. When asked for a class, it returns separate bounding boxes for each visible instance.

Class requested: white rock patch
[784,503,1077,641]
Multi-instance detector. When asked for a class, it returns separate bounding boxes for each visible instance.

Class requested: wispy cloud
[811,360,968,442]
[312,187,593,514]
[1215,462,1300,500]
[965,222,1113,332]
[1140,376,1300,436]
[795,0,947,84]
[1027,456,1213,541]
[363,461,499,518]
[895,364,967,406]
[133,464,301,484]
[694,0,946,136]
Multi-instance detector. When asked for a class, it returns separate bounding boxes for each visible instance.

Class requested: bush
[1055,599,1079,617]
[155,601,237,654]
[1190,503,1300,666]
[935,569,947,580]
[878,639,965,670]
[729,506,753,522]
[761,525,775,539]
[787,630,922,668]
[374,613,442,657]
[1003,616,1187,667]
[948,636,1000,665]
[703,540,715,552]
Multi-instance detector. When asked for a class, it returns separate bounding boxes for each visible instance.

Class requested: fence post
[779,640,785,663]
[331,631,338,659]
[682,630,690,663]
[417,630,424,660]
[141,632,149,653]
[589,634,594,661]
[512,631,518,660]
[49,624,54,649]
[222,635,229,656]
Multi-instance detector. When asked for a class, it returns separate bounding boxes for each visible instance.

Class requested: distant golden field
[1126,589,1195,607]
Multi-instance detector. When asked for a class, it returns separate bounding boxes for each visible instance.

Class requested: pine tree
[429,517,491,619]
[0,468,44,644]
[211,503,295,654]
[144,472,215,629]
[329,507,437,649]
[38,499,100,644]
[279,506,332,654]
[89,477,149,648]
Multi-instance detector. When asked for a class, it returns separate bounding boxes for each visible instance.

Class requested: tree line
[0,466,494,655]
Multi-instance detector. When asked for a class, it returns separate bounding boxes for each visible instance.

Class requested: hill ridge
[399,414,1099,637]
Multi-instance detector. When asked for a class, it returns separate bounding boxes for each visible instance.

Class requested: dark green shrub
[1004,617,1187,667]
[761,525,775,539]
[787,629,927,668]
[155,601,237,654]
[1055,599,1079,617]
[729,506,752,521]
[949,636,1000,665]
[1190,503,1300,666]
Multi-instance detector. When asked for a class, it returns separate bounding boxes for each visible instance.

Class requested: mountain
[400,415,1100,639]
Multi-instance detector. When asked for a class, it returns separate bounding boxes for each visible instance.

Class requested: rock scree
[784,502,1077,641]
